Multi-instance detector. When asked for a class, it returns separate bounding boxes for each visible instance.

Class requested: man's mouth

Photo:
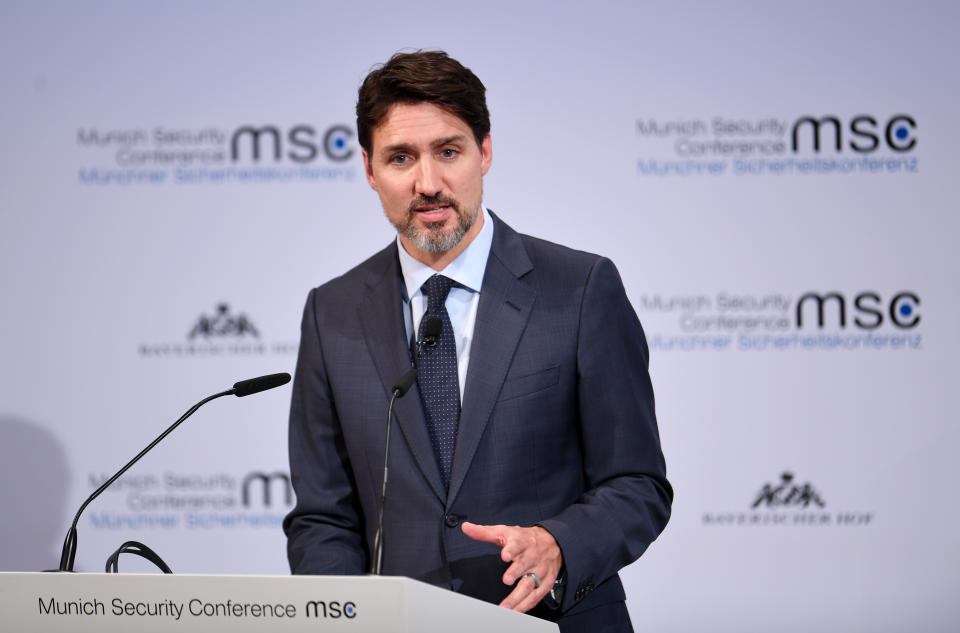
[414,204,451,216]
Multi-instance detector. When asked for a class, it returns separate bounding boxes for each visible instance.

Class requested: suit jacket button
[574,582,594,601]
[444,513,462,527]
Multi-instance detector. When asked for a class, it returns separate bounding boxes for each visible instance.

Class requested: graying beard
[402,207,477,253]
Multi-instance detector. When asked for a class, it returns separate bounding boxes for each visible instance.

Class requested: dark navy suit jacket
[284,212,672,630]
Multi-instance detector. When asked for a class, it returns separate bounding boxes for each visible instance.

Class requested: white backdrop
[1,1,958,631]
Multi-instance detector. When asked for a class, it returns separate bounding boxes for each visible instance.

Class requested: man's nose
[414,158,442,197]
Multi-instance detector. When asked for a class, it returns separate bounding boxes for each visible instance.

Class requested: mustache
[407,194,460,215]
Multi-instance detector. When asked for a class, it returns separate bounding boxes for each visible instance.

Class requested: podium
[0,572,559,632]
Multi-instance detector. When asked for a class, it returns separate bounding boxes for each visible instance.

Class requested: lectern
[0,572,559,632]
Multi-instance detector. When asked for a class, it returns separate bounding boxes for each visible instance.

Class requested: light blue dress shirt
[397,206,494,402]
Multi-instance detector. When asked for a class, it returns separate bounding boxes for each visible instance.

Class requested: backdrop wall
[2,2,957,631]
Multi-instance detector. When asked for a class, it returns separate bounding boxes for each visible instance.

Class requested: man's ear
[362,149,378,191]
[480,134,493,176]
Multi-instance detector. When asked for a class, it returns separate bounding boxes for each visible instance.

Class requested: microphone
[56,372,291,572]
[392,368,418,398]
[371,320,443,575]
[233,372,291,397]
[419,317,443,351]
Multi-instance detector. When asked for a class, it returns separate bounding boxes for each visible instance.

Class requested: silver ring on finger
[522,572,542,589]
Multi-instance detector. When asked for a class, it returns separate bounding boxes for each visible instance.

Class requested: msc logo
[241,471,293,507]
[796,291,920,330]
[230,124,354,163]
[305,600,356,619]
[791,114,916,153]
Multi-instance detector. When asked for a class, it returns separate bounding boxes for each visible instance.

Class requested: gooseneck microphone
[370,317,443,575]
[233,372,292,397]
[56,372,291,572]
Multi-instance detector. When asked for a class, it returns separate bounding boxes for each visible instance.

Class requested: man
[284,50,672,633]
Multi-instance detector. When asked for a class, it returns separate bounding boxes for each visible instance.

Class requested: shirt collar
[397,205,494,300]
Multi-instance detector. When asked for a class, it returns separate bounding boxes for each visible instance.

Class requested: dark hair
[356,50,490,154]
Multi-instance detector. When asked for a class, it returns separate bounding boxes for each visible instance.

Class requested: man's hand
[461,522,562,613]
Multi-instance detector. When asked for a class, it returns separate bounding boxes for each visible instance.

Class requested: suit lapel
[357,244,446,502]
[448,214,535,504]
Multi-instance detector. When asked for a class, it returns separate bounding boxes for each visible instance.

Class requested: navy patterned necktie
[416,274,460,489]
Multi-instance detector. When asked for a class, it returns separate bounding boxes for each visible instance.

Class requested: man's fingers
[500,539,532,569]
[499,574,549,612]
[502,556,541,584]
[461,521,507,546]
[513,584,549,613]
[498,575,534,610]
[462,522,523,562]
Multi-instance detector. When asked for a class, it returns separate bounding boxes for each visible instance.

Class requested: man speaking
[283,50,672,633]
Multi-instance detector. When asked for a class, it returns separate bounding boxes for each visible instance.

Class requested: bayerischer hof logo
[189,303,260,340]
[138,302,297,357]
[752,471,825,509]
[702,471,873,528]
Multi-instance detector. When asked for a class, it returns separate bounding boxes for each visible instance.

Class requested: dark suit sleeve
[283,288,368,575]
[538,257,672,611]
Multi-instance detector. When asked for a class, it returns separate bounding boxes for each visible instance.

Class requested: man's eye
[391,154,409,164]
[440,149,458,159]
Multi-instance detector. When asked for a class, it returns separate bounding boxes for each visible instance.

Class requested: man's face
[363,102,492,262]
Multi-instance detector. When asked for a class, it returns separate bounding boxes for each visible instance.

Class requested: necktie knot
[423,274,454,313]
